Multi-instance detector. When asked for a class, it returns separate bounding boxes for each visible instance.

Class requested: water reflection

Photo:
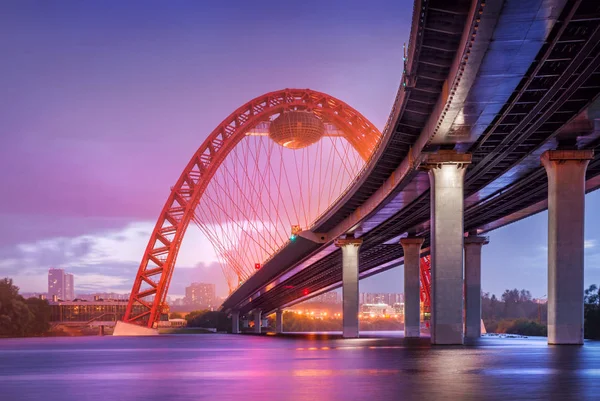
[0,335,599,400]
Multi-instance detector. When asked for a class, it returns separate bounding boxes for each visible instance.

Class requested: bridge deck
[222,0,600,316]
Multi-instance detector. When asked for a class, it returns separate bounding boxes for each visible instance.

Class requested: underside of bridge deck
[222,0,600,320]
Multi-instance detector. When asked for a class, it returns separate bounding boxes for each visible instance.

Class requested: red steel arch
[124,88,381,327]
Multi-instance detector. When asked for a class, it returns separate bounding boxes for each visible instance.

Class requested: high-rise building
[64,274,75,301]
[185,283,216,309]
[48,268,76,301]
[48,268,65,300]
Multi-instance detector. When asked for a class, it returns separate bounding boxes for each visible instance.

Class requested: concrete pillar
[425,150,471,345]
[242,319,249,329]
[231,311,240,334]
[254,311,262,334]
[464,235,489,340]
[541,149,593,345]
[275,310,283,334]
[400,236,424,338]
[335,237,363,338]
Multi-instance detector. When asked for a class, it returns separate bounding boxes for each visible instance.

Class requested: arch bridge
[121,0,600,345]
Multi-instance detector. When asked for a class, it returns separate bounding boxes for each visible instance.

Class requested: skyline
[1,0,599,300]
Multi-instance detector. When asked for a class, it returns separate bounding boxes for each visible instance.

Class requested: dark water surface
[1,333,599,401]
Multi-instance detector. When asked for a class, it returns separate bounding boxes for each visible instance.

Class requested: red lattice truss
[420,255,431,313]
[124,89,381,327]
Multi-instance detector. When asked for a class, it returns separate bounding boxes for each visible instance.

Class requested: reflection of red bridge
[122,0,600,345]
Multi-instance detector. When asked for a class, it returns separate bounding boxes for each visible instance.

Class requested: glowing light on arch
[124,89,381,327]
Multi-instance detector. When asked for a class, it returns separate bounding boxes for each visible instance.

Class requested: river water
[1,333,599,401]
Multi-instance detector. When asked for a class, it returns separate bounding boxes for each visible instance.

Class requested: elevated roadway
[221,0,600,344]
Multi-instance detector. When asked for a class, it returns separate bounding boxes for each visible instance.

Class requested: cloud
[11,221,218,268]
[585,239,596,249]
[0,221,228,296]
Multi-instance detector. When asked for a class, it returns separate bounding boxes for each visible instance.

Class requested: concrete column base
[400,236,424,338]
[464,235,488,340]
[425,150,471,345]
[335,237,363,339]
[542,149,593,345]
[231,311,240,334]
[113,321,159,336]
[254,311,262,334]
[275,310,284,333]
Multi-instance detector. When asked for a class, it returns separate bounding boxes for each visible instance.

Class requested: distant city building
[48,268,65,300]
[65,274,75,301]
[185,283,216,309]
[48,268,76,301]
[359,293,403,306]
[48,300,164,323]
[76,292,130,301]
[392,302,404,314]
[306,291,339,304]
[170,297,186,306]
[360,303,392,317]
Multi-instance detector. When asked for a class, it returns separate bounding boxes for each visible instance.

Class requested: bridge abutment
[464,235,488,341]
[541,149,593,345]
[426,151,471,345]
[335,237,363,338]
[400,236,424,338]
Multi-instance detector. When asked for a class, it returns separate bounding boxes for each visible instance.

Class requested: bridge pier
[400,236,424,338]
[231,311,240,334]
[426,151,471,345]
[275,310,283,334]
[541,149,593,345]
[335,236,363,338]
[254,311,262,334]
[464,235,488,341]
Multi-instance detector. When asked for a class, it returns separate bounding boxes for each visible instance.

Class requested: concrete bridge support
[335,237,363,338]
[426,151,471,345]
[400,236,424,338]
[541,149,593,345]
[254,310,262,334]
[464,235,488,341]
[231,311,240,334]
[275,310,284,333]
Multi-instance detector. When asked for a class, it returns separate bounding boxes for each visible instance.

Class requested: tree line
[0,278,51,337]
[483,286,600,339]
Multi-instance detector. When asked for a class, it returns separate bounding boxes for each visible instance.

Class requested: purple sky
[1,0,599,299]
